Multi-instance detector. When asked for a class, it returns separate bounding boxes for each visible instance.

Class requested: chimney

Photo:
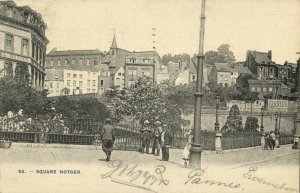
[267,50,272,60]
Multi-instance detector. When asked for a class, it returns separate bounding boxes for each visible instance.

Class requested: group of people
[140,120,173,161]
[263,131,280,150]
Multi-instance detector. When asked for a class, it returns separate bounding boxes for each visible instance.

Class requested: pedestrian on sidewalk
[141,120,151,154]
[182,129,193,167]
[101,118,115,162]
[160,124,173,161]
[151,120,162,156]
[264,132,270,150]
[270,131,276,150]
[293,136,299,149]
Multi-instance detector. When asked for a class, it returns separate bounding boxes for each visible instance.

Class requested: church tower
[110,33,117,56]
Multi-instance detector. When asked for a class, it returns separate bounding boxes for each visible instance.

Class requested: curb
[11,142,102,150]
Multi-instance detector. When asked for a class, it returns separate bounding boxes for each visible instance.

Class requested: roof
[109,66,123,75]
[250,51,272,64]
[215,63,235,73]
[289,91,300,98]
[45,69,63,81]
[47,49,102,57]
[110,34,117,49]
[235,66,252,74]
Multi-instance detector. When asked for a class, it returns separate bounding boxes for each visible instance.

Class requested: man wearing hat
[141,120,151,154]
[160,124,173,161]
[101,118,115,161]
[151,120,162,156]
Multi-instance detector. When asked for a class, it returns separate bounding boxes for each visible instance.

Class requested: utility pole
[189,0,206,169]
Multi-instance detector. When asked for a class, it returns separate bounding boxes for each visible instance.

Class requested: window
[73,74,77,78]
[57,60,61,66]
[87,88,90,93]
[118,73,122,76]
[251,87,255,92]
[106,72,110,76]
[79,81,82,86]
[72,59,75,65]
[50,60,54,67]
[269,87,273,92]
[21,39,29,56]
[79,89,82,94]
[5,34,13,52]
[86,59,90,65]
[65,59,68,66]
[87,80,90,86]
[73,80,76,86]
[79,59,83,65]
[263,87,267,92]
[257,87,261,92]
[50,83,53,88]
[92,80,96,86]
[128,69,137,77]
[57,83,60,89]
[219,75,223,81]
[94,60,98,65]
[67,73,71,78]
[67,80,70,86]
[100,80,104,86]
[73,89,76,95]
[79,74,83,79]
[225,75,228,81]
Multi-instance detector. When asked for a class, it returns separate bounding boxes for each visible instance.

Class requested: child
[182,130,193,168]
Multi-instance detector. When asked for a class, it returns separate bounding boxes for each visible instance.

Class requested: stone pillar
[215,132,223,153]
[32,67,35,87]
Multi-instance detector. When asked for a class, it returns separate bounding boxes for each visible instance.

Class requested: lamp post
[189,0,206,169]
[260,106,264,133]
[275,112,280,148]
[260,106,265,149]
[214,95,222,153]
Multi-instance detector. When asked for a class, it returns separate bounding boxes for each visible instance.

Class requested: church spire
[110,33,117,49]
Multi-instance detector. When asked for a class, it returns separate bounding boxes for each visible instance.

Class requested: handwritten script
[185,168,241,189]
[101,160,169,192]
[243,166,299,193]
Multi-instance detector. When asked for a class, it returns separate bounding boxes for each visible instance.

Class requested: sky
[13,0,300,64]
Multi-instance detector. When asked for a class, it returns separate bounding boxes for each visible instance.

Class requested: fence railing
[0,129,294,151]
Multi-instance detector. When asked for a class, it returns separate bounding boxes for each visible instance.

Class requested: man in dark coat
[160,124,173,161]
[141,120,151,154]
[101,118,115,161]
[151,120,161,156]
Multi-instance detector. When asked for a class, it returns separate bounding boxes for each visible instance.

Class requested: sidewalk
[0,143,299,193]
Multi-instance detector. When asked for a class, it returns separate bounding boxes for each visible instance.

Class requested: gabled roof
[249,51,271,64]
[214,63,235,73]
[109,66,123,75]
[45,69,63,81]
[47,49,102,56]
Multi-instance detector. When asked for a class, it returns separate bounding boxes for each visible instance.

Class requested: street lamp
[189,0,206,169]
[215,95,220,131]
[275,112,278,133]
[260,106,264,133]
[214,95,222,153]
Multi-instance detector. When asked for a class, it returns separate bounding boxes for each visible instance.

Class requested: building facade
[0,1,48,90]
[45,49,111,96]
[124,57,155,87]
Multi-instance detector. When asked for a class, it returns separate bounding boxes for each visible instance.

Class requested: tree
[244,117,259,132]
[222,105,243,132]
[204,44,236,65]
[0,76,51,117]
[14,63,30,86]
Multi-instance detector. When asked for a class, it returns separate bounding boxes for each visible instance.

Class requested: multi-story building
[45,49,111,96]
[102,34,161,87]
[209,63,233,86]
[44,69,64,97]
[124,57,155,87]
[0,1,48,90]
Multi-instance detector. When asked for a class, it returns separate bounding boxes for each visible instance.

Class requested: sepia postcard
[0,0,299,193]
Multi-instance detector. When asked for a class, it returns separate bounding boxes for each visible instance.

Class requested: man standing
[151,120,161,156]
[160,124,173,161]
[101,118,115,161]
[141,120,151,154]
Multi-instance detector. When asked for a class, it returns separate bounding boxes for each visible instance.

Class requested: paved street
[0,144,299,193]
